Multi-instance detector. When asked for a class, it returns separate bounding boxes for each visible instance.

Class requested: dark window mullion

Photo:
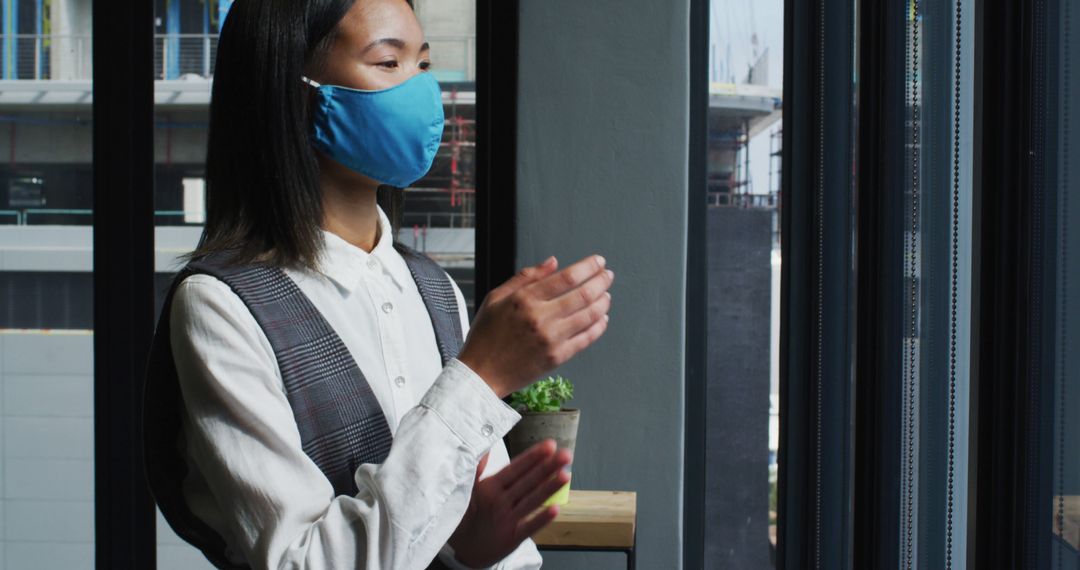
[93,0,157,568]
[970,0,1053,566]
[778,0,817,565]
[851,0,908,567]
[474,0,520,304]
[684,0,709,566]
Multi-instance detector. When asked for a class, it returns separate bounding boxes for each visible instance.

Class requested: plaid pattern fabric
[145,247,463,570]
[185,256,395,495]
[394,242,464,364]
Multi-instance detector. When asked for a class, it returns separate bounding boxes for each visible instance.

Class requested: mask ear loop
[300,76,322,88]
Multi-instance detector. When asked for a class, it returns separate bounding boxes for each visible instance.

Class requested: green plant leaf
[510,375,575,413]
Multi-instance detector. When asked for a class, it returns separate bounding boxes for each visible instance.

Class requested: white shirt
[169,206,542,570]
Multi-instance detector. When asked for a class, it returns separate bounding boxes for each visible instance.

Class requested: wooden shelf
[532,490,637,549]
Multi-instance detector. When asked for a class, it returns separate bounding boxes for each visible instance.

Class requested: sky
[710,0,785,196]
[710,0,784,89]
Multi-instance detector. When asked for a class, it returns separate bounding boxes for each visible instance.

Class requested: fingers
[550,267,614,319]
[554,291,611,340]
[505,448,573,506]
[489,440,556,489]
[552,313,610,366]
[487,257,559,304]
[511,467,571,520]
[515,505,560,542]
[525,255,607,301]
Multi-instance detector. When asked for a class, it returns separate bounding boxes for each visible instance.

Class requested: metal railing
[155,34,219,79]
[0,34,91,80]
[0,34,476,82]
[708,191,780,209]
[0,208,209,225]
[401,211,476,228]
[23,208,92,224]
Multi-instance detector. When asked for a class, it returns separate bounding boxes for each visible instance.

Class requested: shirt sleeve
[170,274,522,570]
[435,279,544,570]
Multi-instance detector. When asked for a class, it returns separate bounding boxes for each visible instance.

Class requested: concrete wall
[0,111,208,165]
[0,330,215,570]
[413,0,474,37]
[50,0,93,80]
[0,226,471,272]
[704,208,771,568]
[516,1,689,568]
[0,331,93,570]
[413,0,475,82]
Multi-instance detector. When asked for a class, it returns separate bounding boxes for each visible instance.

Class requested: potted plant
[504,375,580,506]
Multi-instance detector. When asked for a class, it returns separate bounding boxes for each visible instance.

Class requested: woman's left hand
[448,440,571,568]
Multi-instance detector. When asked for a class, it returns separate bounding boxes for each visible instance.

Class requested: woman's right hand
[457,255,614,398]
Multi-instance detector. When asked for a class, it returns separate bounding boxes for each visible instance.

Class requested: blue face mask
[305,72,445,188]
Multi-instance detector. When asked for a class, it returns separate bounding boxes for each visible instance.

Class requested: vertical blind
[779,0,1078,567]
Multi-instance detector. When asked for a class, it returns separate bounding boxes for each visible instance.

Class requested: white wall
[50,0,93,80]
[413,0,475,37]
[516,1,690,568]
[0,112,208,165]
[0,331,93,570]
[413,0,475,81]
[0,331,216,570]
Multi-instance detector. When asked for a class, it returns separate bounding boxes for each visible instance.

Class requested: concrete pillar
[412,0,475,81]
[50,0,92,80]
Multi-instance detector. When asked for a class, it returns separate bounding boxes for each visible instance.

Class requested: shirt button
[481,424,494,437]
[382,302,394,314]
[394,376,406,387]
[367,258,378,270]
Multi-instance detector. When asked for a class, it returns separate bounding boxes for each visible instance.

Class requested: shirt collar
[316,205,402,294]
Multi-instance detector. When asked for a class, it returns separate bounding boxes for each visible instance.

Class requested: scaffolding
[405,86,476,230]
[707,121,749,207]
[708,119,780,209]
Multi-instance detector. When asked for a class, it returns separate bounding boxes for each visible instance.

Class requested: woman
[142,0,614,568]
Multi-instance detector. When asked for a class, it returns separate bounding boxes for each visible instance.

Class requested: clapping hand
[459,255,614,399]
[448,440,572,568]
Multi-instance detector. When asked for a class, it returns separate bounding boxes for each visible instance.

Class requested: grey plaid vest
[144,244,462,569]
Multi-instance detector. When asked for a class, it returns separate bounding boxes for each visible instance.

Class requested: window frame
[93,1,158,568]
[697,0,1071,567]
[970,0,1055,566]
[850,0,909,567]
[683,0,708,567]
[475,0,521,302]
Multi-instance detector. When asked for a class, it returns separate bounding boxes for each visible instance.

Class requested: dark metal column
[475,0,520,303]
[684,0,709,566]
[93,0,157,568]
[851,0,908,567]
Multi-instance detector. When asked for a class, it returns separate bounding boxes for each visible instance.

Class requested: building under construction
[703,48,784,570]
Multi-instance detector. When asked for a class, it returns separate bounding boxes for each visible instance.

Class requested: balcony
[0,33,476,106]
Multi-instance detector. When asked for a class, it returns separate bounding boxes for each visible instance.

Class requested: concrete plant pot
[505,408,580,506]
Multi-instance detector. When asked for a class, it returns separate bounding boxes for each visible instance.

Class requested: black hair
[194,0,411,269]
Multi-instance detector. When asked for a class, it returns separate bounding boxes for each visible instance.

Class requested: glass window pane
[0,0,96,566]
[902,0,975,565]
[410,0,477,315]
[152,0,213,564]
[1047,0,1078,565]
[704,0,784,566]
